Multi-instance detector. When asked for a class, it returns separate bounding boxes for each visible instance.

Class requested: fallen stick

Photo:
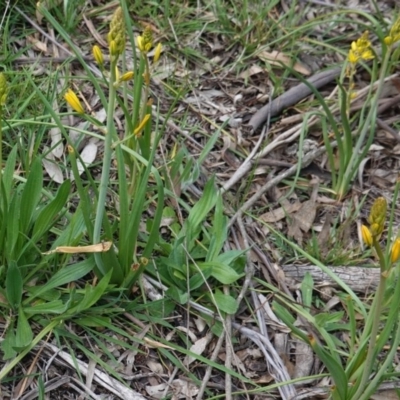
[282,264,380,293]
[248,67,342,132]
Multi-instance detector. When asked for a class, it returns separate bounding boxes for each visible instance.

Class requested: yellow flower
[153,43,162,63]
[92,45,104,68]
[391,238,400,263]
[384,16,400,46]
[0,73,8,106]
[134,114,151,136]
[368,197,387,237]
[347,31,374,65]
[107,6,126,57]
[361,225,373,247]
[64,89,85,114]
[137,26,153,53]
[120,71,134,81]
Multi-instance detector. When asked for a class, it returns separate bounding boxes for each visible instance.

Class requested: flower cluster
[361,197,386,247]
[348,31,374,65]
[384,16,400,46]
[361,197,400,265]
[137,26,162,62]
[107,6,126,57]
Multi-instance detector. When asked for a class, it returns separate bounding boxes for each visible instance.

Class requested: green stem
[93,58,118,275]
[353,237,387,398]
[338,49,391,198]
[0,106,3,199]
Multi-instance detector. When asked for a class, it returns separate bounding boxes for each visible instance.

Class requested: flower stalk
[0,73,7,197]
[93,6,126,274]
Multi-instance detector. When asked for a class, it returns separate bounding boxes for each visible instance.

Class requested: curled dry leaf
[143,337,173,349]
[42,241,112,255]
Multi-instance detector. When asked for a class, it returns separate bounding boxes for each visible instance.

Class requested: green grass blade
[20,158,43,234]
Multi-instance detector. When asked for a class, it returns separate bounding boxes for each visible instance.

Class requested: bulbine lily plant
[320,18,400,200]
[307,193,400,400]
[62,6,165,287]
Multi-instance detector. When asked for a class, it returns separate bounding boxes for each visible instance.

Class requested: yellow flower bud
[107,6,126,57]
[368,197,387,237]
[92,45,104,68]
[391,238,400,263]
[109,40,118,57]
[134,114,151,136]
[153,42,162,63]
[0,73,8,106]
[361,225,373,247]
[120,71,134,81]
[64,89,85,114]
[137,26,153,53]
[385,16,400,46]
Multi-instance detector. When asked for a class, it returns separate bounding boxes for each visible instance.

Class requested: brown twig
[248,67,342,132]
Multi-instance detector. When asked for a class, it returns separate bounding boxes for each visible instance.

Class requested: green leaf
[6,192,22,259]
[309,334,348,399]
[166,286,188,304]
[6,262,23,309]
[186,177,217,241]
[15,306,33,349]
[211,290,238,314]
[2,146,17,205]
[28,258,94,301]
[20,159,43,233]
[207,194,227,261]
[24,300,67,315]
[315,311,345,328]
[215,250,246,271]
[68,269,112,314]
[75,316,112,327]
[32,180,71,242]
[189,269,212,290]
[198,261,243,284]
[301,272,314,308]
[1,326,17,360]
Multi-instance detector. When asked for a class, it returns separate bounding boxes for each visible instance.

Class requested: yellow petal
[391,238,400,263]
[92,45,104,67]
[64,89,85,114]
[361,225,373,247]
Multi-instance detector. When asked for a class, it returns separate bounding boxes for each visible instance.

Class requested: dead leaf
[26,35,47,53]
[144,337,173,349]
[287,181,319,243]
[42,241,112,255]
[371,391,400,400]
[317,212,332,255]
[260,201,302,223]
[146,380,199,399]
[42,147,64,184]
[239,64,264,79]
[146,360,163,374]
[70,140,98,180]
[257,50,311,75]
[184,332,213,365]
